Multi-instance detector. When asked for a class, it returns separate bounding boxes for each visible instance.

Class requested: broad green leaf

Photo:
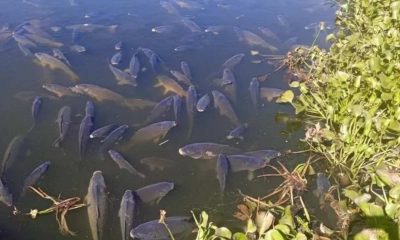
[359,202,385,217]
[384,203,399,219]
[336,71,350,81]
[246,219,257,233]
[294,232,307,240]
[232,233,248,240]
[278,206,295,229]
[215,227,232,239]
[276,90,294,104]
[289,81,300,88]
[256,211,274,235]
[274,224,290,234]
[200,211,209,228]
[353,228,389,240]
[343,189,361,201]
[389,185,400,199]
[264,229,285,240]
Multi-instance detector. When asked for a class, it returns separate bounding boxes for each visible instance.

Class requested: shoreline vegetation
[193,0,400,239]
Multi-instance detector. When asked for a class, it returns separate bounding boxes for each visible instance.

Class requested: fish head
[178,145,202,159]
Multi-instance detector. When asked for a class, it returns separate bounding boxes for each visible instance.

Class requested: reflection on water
[0,0,334,239]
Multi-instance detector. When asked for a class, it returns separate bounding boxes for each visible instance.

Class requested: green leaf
[294,232,307,240]
[232,233,248,240]
[359,202,385,217]
[264,229,285,240]
[353,228,389,240]
[384,203,399,219]
[276,90,294,104]
[289,81,300,88]
[215,227,232,239]
[389,185,400,199]
[246,219,257,233]
[278,206,295,229]
[274,224,290,234]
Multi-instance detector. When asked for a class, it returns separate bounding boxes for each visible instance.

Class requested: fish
[42,84,76,98]
[314,173,331,199]
[227,123,248,141]
[172,95,182,125]
[135,182,174,203]
[71,84,155,110]
[109,64,137,87]
[160,1,181,16]
[85,100,95,118]
[110,51,123,65]
[174,45,197,52]
[25,33,63,48]
[139,157,172,171]
[90,124,117,139]
[66,23,118,33]
[20,161,50,197]
[282,37,298,49]
[34,53,79,81]
[149,53,162,72]
[258,26,280,42]
[170,70,191,86]
[277,15,290,28]
[52,48,71,66]
[243,150,281,163]
[221,68,235,85]
[227,155,267,172]
[181,18,202,33]
[173,0,204,10]
[186,85,197,138]
[248,77,260,108]
[29,96,42,131]
[115,41,123,50]
[222,53,245,70]
[22,24,52,39]
[204,25,225,35]
[151,25,173,34]
[260,87,284,102]
[108,150,145,178]
[178,143,240,160]
[240,30,278,52]
[128,51,140,79]
[79,115,94,160]
[17,43,33,56]
[212,90,240,126]
[53,106,72,148]
[0,179,12,207]
[180,61,192,80]
[99,124,129,159]
[130,216,192,240]
[119,190,136,240]
[1,135,25,180]
[13,33,37,48]
[15,91,57,102]
[155,75,187,97]
[196,93,211,112]
[70,44,87,53]
[143,96,173,125]
[124,121,176,147]
[86,171,107,240]
[216,154,229,193]
[139,47,156,59]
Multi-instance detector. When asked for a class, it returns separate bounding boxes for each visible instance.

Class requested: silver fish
[108,150,145,178]
[85,100,95,118]
[260,87,284,102]
[115,41,123,50]
[124,121,176,147]
[29,96,42,131]
[180,61,192,80]
[1,135,25,180]
[178,142,240,160]
[196,93,210,112]
[20,161,50,197]
[186,85,197,138]
[248,77,260,108]
[222,68,235,85]
[70,44,87,53]
[240,30,278,52]
[151,25,173,34]
[66,23,118,33]
[111,51,122,65]
[222,53,245,70]
[17,43,33,56]
[42,84,76,98]
[53,106,72,147]
[212,90,240,126]
[86,171,107,240]
[243,150,281,163]
[52,48,71,66]
[119,190,136,240]
[79,115,94,160]
[109,64,137,87]
[99,124,129,159]
[227,155,267,172]
[35,53,79,81]
[90,124,117,139]
[216,154,229,193]
[226,123,248,141]
[13,33,37,48]
[0,179,12,207]
[135,182,174,203]
[181,18,202,33]
[143,96,173,125]
[170,70,191,86]
[128,51,140,79]
[258,26,280,42]
[172,95,182,125]
[204,25,225,35]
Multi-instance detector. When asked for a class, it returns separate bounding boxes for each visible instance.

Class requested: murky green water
[0,0,335,239]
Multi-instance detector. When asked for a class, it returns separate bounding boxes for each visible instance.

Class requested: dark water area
[0,0,335,239]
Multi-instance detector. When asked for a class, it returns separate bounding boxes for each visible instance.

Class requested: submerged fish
[196,93,210,112]
[260,87,284,102]
[160,1,181,16]
[174,45,197,52]
[221,68,235,85]
[108,150,145,178]
[66,23,118,33]
[25,33,63,48]
[181,18,202,33]
[20,161,50,197]
[53,106,72,148]
[258,26,280,42]
[248,77,260,108]
[86,171,107,240]
[155,75,187,97]
[130,216,192,240]
[124,121,176,147]
[0,179,12,207]
[52,48,71,66]
[109,64,137,87]
[35,53,79,81]
[227,155,267,172]
[243,150,281,163]
[110,51,123,65]
[222,53,245,70]
[186,86,197,138]
[143,96,173,125]
[119,190,136,240]
[99,124,129,159]
[29,96,42,131]
[314,173,331,199]
[90,124,117,139]
[85,100,95,118]
[216,154,229,193]
[212,90,240,126]
[170,70,191,86]
[115,41,123,50]
[204,25,225,35]
[13,33,37,48]
[1,135,25,180]
[135,182,174,203]
[180,61,192,80]
[227,123,248,141]
[240,30,278,52]
[179,142,240,160]
[42,84,76,98]
[151,25,173,34]
[79,115,94,160]
[140,157,172,171]
[17,43,33,56]
[128,51,140,79]
[172,95,182,125]
[70,44,87,53]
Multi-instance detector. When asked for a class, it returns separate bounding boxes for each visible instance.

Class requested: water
[0,0,335,239]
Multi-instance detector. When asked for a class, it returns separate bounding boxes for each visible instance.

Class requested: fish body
[170,70,191,86]
[314,173,331,198]
[52,48,71,66]
[244,150,281,163]
[144,96,173,125]
[241,30,278,52]
[155,75,187,97]
[35,53,79,81]
[1,136,24,179]
[130,217,192,240]
[258,27,280,42]
[222,68,235,85]
[216,154,229,193]
[108,150,145,178]
[149,53,162,72]
[160,1,181,16]
[53,106,72,147]
[66,24,117,33]
[25,33,63,48]
[222,53,245,70]
[20,161,50,196]
[100,125,129,157]
[85,101,95,118]
[115,41,123,50]
[110,51,122,65]
[248,77,260,107]
[86,171,107,240]
[212,90,240,126]
[204,25,225,35]
[70,44,87,53]
[119,190,136,240]
[135,182,174,203]
[42,84,76,98]
[90,124,117,139]
[30,96,42,131]
[125,121,176,147]
[172,95,182,124]
[140,157,171,171]
[196,93,210,112]
[79,115,94,159]
[186,85,196,138]
[17,43,33,56]
[128,52,140,79]
[151,25,173,34]
[260,87,284,102]
[180,61,192,80]
[109,64,137,86]
[178,142,240,160]
[227,123,248,141]
[227,155,267,172]
[181,18,202,33]
[0,179,12,207]
[13,33,37,48]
